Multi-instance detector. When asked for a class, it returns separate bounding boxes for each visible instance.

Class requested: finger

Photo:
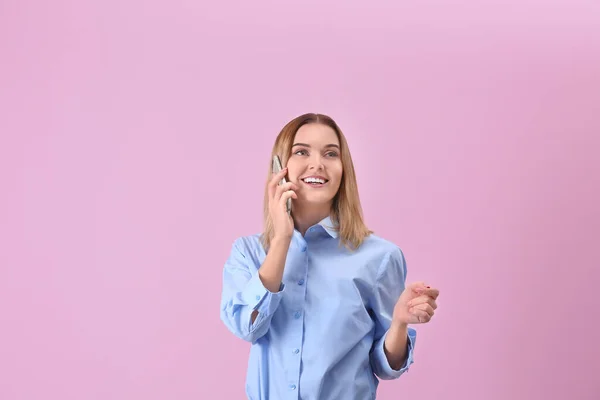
[268,167,288,198]
[413,284,439,300]
[407,295,437,310]
[417,314,432,323]
[423,287,440,300]
[274,181,298,202]
[410,303,435,317]
[276,190,296,215]
[416,295,437,310]
[280,189,298,207]
[430,300,437,310]
[407,281,427,293]
[410,308,432,323]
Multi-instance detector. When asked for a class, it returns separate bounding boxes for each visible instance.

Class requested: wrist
[271,235,292,247]
[390,318,409,331]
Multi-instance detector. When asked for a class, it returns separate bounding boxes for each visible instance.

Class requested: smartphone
[272,155,292,215]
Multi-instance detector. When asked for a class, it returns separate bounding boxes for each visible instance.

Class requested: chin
[302,195,335,206]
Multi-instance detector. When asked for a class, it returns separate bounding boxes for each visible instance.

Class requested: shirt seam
[372,250,393,292]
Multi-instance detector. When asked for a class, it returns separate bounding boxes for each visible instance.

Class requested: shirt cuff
[241,272,285,326]
[372,327,417,380]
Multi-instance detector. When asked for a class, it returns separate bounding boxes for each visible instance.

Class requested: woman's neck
[293,202,332,236]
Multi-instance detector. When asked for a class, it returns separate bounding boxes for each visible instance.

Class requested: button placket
[285,235,308,397]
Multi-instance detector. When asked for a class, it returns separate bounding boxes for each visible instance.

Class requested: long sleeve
[220,238,285,343]
[369,247,417,380]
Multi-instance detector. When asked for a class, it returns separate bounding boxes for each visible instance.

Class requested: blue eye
[326,151,338,157]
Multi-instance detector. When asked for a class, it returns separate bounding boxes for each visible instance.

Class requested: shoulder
[359,233,407,278]
[359,233,405,260]
[231,233,263,251]
[227,233,267,264]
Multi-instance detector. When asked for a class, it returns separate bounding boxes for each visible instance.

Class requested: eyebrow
[292,143,340,149]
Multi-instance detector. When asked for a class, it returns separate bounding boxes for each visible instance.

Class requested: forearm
[383,321,409,370]
[258,236,291,292]
[251,237,290,323]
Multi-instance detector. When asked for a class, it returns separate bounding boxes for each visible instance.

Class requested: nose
[308,154,324,170]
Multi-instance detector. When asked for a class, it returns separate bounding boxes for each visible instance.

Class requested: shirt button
[293,348,299,354]
[301,246,307,252]
[298,279,304,285]
[289,384,297,390]
[294,311,301,319]
[255,295,261,301]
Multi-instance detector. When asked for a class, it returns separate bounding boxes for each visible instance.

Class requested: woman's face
[285,123,343,208]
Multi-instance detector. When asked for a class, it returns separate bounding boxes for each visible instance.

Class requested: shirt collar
[316,215,339,238]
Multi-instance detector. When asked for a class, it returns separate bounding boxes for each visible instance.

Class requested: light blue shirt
[220,216,417,400]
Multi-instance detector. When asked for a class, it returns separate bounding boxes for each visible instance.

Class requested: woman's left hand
[392,282,439,325]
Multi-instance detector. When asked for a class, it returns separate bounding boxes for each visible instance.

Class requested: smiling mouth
[301,177,329,187]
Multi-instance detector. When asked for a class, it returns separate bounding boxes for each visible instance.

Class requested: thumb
[406,281,428,294]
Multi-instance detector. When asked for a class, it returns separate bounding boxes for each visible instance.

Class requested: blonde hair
[260,113,372,251]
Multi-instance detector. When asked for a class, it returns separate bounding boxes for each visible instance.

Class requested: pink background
[1,0,599,399]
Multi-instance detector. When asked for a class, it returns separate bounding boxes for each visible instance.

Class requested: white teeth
[303,177,326,184]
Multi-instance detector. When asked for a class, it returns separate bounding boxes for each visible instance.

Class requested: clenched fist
[393,282,440,325]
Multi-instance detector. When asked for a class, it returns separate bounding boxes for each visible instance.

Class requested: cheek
[285,161,301,182]
[330,163,343,183]
[288,174,300,183]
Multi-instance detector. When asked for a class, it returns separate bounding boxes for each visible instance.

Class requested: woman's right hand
[268,167,298,241]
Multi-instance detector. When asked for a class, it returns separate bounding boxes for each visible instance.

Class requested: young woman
[220,113,440,400]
